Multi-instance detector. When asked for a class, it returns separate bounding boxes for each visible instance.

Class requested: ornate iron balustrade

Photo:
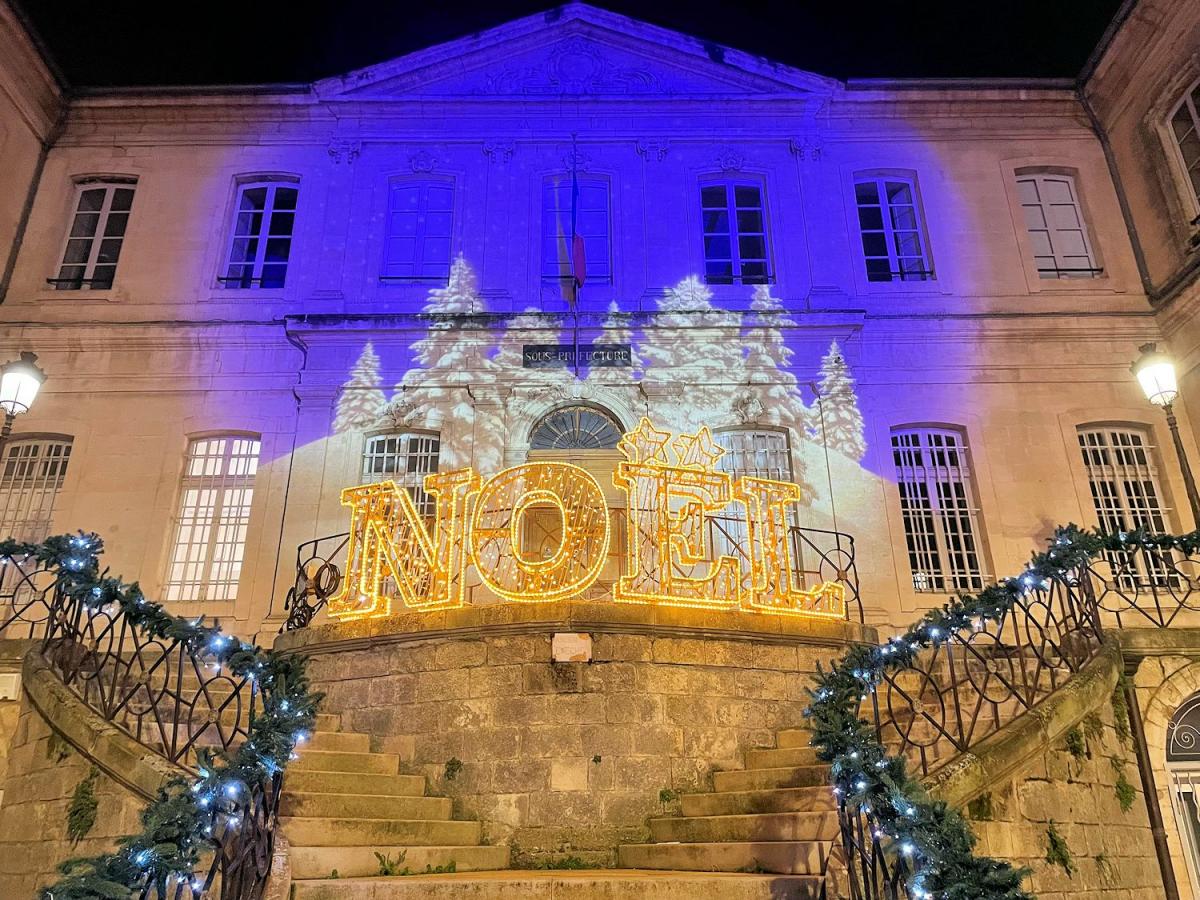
[835,539,1196,900]
[0,546,283,900]
[282,519,863,631]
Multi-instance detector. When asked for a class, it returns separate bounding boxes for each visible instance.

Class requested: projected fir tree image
[331,259,872,537]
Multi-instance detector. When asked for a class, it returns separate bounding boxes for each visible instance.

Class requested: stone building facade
[5,0,1200,896]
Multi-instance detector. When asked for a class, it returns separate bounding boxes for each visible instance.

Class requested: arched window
[0,436,72,542]
[1167,691,1200,898]
[530,405,623,450]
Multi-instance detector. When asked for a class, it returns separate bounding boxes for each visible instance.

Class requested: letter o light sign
[470,462,610,602]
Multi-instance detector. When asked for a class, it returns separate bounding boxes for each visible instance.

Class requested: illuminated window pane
[853,176,933,283]
[530,406,622,450]
[55,182,136,290]
[164,435,261,602]
[0,438,72,542]
[699,180,771,285]
[891,427,987,592]
[221,181,298,289]
[1078,425,1173,586]
[362,432,441,517]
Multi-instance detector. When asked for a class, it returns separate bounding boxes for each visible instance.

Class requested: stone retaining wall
[284,601,869,865]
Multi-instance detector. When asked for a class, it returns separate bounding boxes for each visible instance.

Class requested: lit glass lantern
[0,352,46,417]
[1132,342,1179,408]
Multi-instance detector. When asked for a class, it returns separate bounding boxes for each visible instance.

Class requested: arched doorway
[525,404,625,597]
[1167,691,1200,896]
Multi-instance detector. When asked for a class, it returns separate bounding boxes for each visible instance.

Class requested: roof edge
[846,76,1078,92]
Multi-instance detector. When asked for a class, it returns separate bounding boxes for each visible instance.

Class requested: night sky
[19,0,1125,88]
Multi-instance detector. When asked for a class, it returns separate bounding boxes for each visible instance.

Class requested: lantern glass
[1134,354,1179,407]
[0,354,45,416]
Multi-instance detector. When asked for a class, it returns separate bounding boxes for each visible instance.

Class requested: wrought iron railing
[835,537,1196,900]
[282,518,863,631]
[0,546,282,900]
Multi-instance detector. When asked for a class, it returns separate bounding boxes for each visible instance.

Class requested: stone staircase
[617,724,836,896]
[285,712,508,892]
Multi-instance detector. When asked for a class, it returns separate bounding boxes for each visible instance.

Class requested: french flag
[570,164,586,300]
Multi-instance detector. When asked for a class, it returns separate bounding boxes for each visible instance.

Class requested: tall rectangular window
[0,438,72,542]
[700,181,771,285]
[53,181,135,290]
[1016,173,1099,278]
[854,177,933,282]
[891,427,987,592]
[382,180,453,282]
[221,181,298,289]
[164,435,260,603]
[362,432,440,517]
[541,177,611,283]
[1169,81,1200,211]
[1078,425,1173,585]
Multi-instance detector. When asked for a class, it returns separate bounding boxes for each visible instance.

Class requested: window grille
[221,181,298,289]
[891,427,988,592]
[1015,173,1100,278]
[382,180,454,282]
[530,406,622,450]
[1170,80,1200,212]
[854,176,934,282]
[714,429,796,564]
[542,177,611,283]
[163,435,260,603]
[1078,425,1174,585]
[0,437,72,542]
[700,181,771,285]
[361,432,441,517]
[52,181,135,290]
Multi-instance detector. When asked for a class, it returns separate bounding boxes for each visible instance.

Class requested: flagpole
[571,133,581,379]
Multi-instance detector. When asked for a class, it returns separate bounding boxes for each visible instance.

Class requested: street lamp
[1132,342,1200,526]
[0,352,46,449]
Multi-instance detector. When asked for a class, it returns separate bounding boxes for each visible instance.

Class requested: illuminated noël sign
[326,419,845,621]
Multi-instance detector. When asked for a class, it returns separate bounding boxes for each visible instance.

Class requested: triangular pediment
[315,4,838,100]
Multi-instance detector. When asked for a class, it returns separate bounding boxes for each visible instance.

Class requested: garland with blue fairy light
[0,532,323,900]
[805,523,1195,900]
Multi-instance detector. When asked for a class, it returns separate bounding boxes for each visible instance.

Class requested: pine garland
[805,523,1194,900]
[0,532,324,900]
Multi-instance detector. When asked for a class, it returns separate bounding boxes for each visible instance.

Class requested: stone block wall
[0,690,147,898]
[299,606,861,865]
[965,696,1161,899]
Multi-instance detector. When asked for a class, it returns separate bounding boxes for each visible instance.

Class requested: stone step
[280,791,452,821]
[290,844,509,880]
[291,749,399,775]
[713,765,828,793]
[291,871,824,900]
[315,713,341,732]
[284,770,427,797]
[282,816,482,848]
[308,731,371,753]
[775,729,812,750]
[618,840,834,875]
[681,786,834,818]
[649,810,838,844]
[744,747,819,769]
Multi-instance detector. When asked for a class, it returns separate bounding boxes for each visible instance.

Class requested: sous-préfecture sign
[523,344,631,368]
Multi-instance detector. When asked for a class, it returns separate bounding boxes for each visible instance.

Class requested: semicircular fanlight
[530,405,623,450]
